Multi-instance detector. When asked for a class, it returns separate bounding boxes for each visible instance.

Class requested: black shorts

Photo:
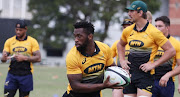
[123,72,154,94]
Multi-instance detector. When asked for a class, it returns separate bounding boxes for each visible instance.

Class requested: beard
[77,38,89,53]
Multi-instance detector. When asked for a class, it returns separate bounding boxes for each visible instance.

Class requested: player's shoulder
[66,46,80,58]
[95,41,110,49]
[27,36,38,41]
[147,23,160,33]
[6,36,16,41]
[124,23,135,32]
[111,40,119,47]
[169,36,180,48]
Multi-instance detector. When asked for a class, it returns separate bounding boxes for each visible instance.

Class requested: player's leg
[19,90,30,97]
[152,79,160,97]
[136,74,153,97]
[155,79,174,97]
[4,73,18,97]
[123,82,137,97]
[112,89,123,97]
[137,88,152,97]
[18,74,33,97]
[4,89,17,97]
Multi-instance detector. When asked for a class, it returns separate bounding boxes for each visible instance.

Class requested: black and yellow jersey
[121,22,168,75]
[3,36,40,75]
[154,35,180,81]
[66,41,113,96]
[111,40,130,65]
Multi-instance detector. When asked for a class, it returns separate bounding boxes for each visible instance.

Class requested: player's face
[155,21,168,35]
[128,10,139,22]
[74,28,90,51]
[15,28,27,39]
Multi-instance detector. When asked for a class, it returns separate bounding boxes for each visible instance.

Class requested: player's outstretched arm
[67,73,121,93]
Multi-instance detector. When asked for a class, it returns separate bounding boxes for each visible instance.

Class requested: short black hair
[73,21,95,34]
[15,19,27,28]
[155,16,170,26]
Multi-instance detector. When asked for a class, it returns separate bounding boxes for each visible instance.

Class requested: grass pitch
[0,63,179,97]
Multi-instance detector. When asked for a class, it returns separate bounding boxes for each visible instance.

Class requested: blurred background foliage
[28,0,161,50]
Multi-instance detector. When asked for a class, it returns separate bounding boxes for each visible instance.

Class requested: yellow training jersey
[111,40,130,65]
[154,35,180,81]
[3,36,40,75]
[66,41,114,96]
[121,22,168,75]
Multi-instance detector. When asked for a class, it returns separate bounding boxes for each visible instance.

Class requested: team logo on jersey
[146,85,152,91]
[84,63,104,74]
[155,50,164,57]
[13,46,27,52]
[82,58,86,64]
[129,40,144,47]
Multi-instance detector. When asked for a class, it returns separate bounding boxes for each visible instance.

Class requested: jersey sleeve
[151,30,168,47]
[32,39,40,52]
[3,39,10,53]
[111,41,118,58]
[121,29,128,43]
[175,42,180,59]
[66,53,82,74]
[106,45,114,67]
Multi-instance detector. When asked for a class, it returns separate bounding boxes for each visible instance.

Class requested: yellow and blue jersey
[111,40,130,65]
[121,22,168,75]
[154,35,180,81]
[66,41,114,96]
[3,36,40,75]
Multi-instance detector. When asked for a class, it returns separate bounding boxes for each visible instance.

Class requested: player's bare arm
[117,39,130,70]
[14,50,41,62]
[67,73,120,93]
[1,51,10,62]
[159,59,180,87]
[140,41,175,72]
[178,74,180,93]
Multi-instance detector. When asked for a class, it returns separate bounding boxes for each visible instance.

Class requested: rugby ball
[104,66,130,87]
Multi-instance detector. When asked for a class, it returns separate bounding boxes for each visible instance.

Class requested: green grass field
[0,63,179,97]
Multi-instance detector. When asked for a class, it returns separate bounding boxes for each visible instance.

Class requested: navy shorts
[4,72,33,92]
[152,79,174,97]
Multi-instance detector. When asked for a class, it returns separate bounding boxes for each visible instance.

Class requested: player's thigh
[137,88,152,97]
[4,73,18,90]
[124,94,136,97]
[18,74,33,92]
[112,89,123,97]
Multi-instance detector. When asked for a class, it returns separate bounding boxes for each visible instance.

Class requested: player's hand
[14,53,26,62]
[178,84,180,93]
[103,76,123,89]
[120,60,131,70]
[139,62,155,72]
[159,73,170,87]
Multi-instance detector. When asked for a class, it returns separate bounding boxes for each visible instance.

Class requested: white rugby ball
[104,66,130,87]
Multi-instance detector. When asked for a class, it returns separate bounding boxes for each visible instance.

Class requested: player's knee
[124,95,134,97]
[4,89,16,97]
[19,91,30,97]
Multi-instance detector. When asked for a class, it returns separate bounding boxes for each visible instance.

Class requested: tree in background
[28,0,161,50]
